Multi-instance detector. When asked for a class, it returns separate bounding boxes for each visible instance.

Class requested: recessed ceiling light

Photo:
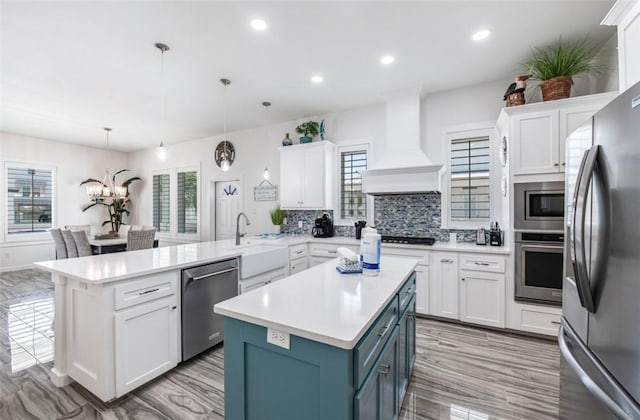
[250,19,267,31]
[380,55,395,65]
[311,75,324,84]
[472,29,491,41]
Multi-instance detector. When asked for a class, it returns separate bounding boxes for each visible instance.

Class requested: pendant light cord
[223,82,227,156]
[160,47,165,145]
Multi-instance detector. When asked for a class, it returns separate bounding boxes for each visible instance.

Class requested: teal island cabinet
[215,256,418,419]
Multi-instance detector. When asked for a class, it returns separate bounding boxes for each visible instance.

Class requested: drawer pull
[377,325,389,339]
[461,278,466,281]
[294,250,304,255]
[171,306,177,310]
[474,262,490,266]
[406,287,414,294]
[377,363,391,375]
[139,288,159,296]
[441,258,453,263]
[327,250,337,254]
[551,320,561,325]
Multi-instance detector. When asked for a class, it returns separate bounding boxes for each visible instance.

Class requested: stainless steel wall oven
[515,231,564,305]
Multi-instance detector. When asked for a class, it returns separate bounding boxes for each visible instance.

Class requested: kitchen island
[215,255,418,419]
[34,241,244,401]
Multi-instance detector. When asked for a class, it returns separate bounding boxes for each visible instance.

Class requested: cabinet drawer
[309,243,359,257]
[114,272,177,310]
[518,307,562,336]
[381,247,430,266]
[289,244,307,260]
[459,254,505,273]
[354,296,399,389]
[398,273,416,313]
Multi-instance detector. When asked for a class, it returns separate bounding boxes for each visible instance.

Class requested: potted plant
[80,169,141,235]
[269,206,287,233]
[295,121,320,144]
[523,38,602,101]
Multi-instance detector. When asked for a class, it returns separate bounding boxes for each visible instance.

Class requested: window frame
[3,160,57,243]
[151,169,172,238]
[334,139,374,227]
[441,123,495,230]
[176,165,200,239]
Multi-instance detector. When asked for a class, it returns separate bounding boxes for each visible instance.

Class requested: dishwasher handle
[191,267,238,281]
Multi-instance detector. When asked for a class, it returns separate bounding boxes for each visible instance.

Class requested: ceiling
[1,1,616,152]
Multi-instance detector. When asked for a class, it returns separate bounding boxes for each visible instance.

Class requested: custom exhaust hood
[362,89,443,195]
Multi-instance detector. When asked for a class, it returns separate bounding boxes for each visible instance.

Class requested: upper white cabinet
[603,0,640,93]
[498,92,618,177]
[280,141,334,210]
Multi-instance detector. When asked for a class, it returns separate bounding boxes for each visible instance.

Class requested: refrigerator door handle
[559,323,635,420]
[572,145,598,313]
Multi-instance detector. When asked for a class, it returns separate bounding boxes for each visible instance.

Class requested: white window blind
[340,150,367,219]
[450,136,490,221]
[177,170,197,234]
[7,167,54,235]
[153,174,170,233]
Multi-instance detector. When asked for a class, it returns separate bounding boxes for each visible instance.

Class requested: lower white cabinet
[308,242,359,267]
[414,265,429,315]
[239,266,288,294]
[429,252,459,320]
[290,257,308,274]
[459,270,505,328]
[114,296,178,397]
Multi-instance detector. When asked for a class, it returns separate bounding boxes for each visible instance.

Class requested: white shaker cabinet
[458,254,505,328]
[279,141,334,210]
[499,92,618,177]
[429,252,459,320]
[603,0,640,93]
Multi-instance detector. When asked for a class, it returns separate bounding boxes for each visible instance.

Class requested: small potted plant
[295,121,320,144]
[269,206,287,233]
[523,37,602,102]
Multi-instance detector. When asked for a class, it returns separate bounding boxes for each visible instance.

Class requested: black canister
[355,220,367,239]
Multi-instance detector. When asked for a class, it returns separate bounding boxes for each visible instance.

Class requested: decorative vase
[273,225,282,233]
[540,76,573,101]
[299,136,313,144]
[282,133,293,146]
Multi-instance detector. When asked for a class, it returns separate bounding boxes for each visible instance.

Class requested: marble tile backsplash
[282,193,478,242]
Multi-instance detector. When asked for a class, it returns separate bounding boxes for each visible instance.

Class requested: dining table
[89,237,159,254]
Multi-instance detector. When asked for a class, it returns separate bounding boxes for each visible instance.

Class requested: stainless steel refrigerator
[560,81,640,419]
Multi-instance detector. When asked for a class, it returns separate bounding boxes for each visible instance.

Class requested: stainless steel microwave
[514,181,565,231]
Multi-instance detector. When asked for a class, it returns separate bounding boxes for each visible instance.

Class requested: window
[450,136,490,221]
[6,165,54,235]
[153,173,170,233]
[177,170,197,234]
[340,150,367,220]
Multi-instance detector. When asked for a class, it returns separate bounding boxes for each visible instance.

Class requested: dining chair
[71,230,93,257]
[61,230,79,258]
[50,228,68,259]
[65,224,91,238]
[127,228,156,251]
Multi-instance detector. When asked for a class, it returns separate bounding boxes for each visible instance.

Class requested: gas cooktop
[381,236,436,246]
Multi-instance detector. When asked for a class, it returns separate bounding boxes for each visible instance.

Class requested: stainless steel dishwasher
[181,258,238,361]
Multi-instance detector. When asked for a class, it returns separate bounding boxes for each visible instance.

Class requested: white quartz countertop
[34,240,244,284]
[214,255,418,350]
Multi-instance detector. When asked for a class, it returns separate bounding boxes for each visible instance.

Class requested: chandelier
[85,128,127,200]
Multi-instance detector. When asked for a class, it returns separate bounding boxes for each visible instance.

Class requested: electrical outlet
[298,221,303,229]
[267,327,290,349]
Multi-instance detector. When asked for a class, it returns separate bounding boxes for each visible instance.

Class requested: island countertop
[214,255,418,349]
[34,240,243,284]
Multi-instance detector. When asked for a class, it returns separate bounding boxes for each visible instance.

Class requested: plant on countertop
[270,206,287,226]
[80,169,142,233]
[522,37,602,101]
[295,121,320,143]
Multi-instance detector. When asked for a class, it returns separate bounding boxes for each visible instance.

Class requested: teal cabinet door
[407,297,416,378]
[355,326,399,420]
[398,294,416,402]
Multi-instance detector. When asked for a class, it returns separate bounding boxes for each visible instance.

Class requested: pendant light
[217,78,234,171]
[262,101,271,180]
[156,42,169,160]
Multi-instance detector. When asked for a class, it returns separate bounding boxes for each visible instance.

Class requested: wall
[0,132,128,271]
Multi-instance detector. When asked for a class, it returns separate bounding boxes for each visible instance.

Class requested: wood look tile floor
[0,269,560,420]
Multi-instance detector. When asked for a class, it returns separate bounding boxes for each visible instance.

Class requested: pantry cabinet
[279,141,334,210]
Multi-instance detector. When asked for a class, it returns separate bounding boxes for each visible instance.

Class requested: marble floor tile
[0,268,562,420]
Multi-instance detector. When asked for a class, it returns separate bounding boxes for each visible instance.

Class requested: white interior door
[214,180,241,240]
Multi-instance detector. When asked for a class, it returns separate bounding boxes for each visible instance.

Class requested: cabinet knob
[171,306,177,310]
[562,162,566,166]
[461,278,466,281]
[554,163,559,167]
